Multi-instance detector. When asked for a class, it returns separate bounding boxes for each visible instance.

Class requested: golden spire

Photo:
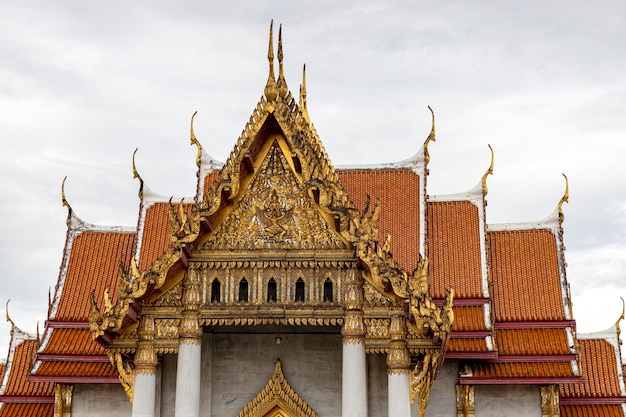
[481,144,494,197]
[423,106,436,167]
[5,299,15,336]
[299,64,310,123]
[264,20,278,101]
[277,24,288,98]
[61,176,73,226]
[558,173,569,224]
[190,111,202,168]
[132,148,144,200]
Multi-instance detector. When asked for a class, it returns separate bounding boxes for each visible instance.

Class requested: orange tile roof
[496,329,571,356]
[203,171,220,196]
[0,363,5,383]
[488,229,565,322]
[560,339,623,398]
[447,338,488,353]
[560,405,625,417]
[34,361,117,379]
[0,403,54,417]
[138,203,173,270]
[338,169,421,272]
[55,231,135,321]
[427,201,483,299]
[470,361,576,379]
[451,306,489,332]
[1,340,53,397]
[39,329,105,356]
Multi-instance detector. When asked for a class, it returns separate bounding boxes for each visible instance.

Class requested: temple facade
[1,23,625,417]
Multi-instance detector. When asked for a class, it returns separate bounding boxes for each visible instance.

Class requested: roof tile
[0,403,54,417]
[39,329,105,356]
[560,405,625,417]
[470,362,576,378]
[428,201,483,299]
[496,329,571,356]
[1,340,53,397]
[34,361,117,378]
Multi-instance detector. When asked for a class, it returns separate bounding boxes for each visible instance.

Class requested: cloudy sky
[1,1,625,352]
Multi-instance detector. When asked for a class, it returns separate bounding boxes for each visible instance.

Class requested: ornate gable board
[236,359,317,417]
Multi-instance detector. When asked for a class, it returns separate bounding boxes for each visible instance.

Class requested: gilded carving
[456,385,475,417]
[342,312,366,344]
[110,351,134,403]
[236,359,318,417]
[541,385,560,417]
[155,319,180,339]
[134,315,157,375]
[387,315,411,374]
[365,319,390,339]
[410,352,440,417]
[54,383,73,417]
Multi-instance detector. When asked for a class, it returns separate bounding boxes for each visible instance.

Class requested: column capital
[387,315,410,374]
[135,315,157,375]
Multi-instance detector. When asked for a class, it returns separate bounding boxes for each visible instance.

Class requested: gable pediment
[200,134,348,252]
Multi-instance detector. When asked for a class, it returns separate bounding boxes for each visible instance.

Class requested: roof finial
[190,111,202,168]
[48,287,52,317]
[5,299,15,336]
[277,24,288,98]
[423,106,436,167]
[616,297,625,338]
[481,144,495,197]
[132,148,144,200]
[299,64,310,123]
[61,176,73,226]
[264,20,278,101]
[36,321,40,346]
[558,173,569,224]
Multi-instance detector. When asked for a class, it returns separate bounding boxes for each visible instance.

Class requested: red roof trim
[34,354,110,363]
[434,298,490,307]
[28,375,120,383]
[445,351,498,360]
[494,321,575,329]
[0,395,55,403]
[460,376,584,385]
[45,321,90,329]
[450,331,492,338]
[560,397,626,405]
[484,355,577,363]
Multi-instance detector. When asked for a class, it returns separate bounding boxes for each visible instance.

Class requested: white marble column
[387,315,411,417]
[175,267,203,417]
[132,315,158,417]
[341,270,368,417]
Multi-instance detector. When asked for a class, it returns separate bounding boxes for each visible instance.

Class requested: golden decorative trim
[456,385,475,417]
[110,352,134,403]
[61,176,72,226]
[54,383,73,417]
[342,311,366,344]
[387,315,411,373]
[540,385,560,417]
[190,111,202,168]
[423,106,436,167]
[299,64,310,124]
[264,21,278,102]
[277,24,288,98]
[134,315,157,375]
[410,352,440,417]
[236,359,318,417]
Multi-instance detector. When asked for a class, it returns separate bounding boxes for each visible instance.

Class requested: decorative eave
[0,325,34,396]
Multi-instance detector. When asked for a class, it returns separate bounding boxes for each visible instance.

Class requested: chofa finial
[61,176,73,226]
[5,299,15,336]
[264,20,278,101]
[481,144,495,197]
[132,148,144,200]
[558,173,569,224]
[423,106,436,167]
[190,111,202,168]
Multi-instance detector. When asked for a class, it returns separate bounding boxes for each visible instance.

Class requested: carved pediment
[201,139,346,251]
[237,359,317,417]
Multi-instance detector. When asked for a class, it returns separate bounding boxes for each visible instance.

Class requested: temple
[1,23,625,417]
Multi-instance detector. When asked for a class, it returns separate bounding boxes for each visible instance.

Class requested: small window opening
[211,278,221,303]
[323,279,333,303]
[267,278,277,302]
[295,278,305,302]
[238,279,249,302]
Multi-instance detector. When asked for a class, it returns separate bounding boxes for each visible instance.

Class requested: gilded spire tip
[299,64,310,123]
[423,106,436,167]
[558,173,569,224]
[277,24,288,98]
[264,20,278,101]
[5,299,15,336]
[132,148,144,200]
[481,144,495,197]
[61,176,73,226]
[616,297,625,338]
[190,111,202,168]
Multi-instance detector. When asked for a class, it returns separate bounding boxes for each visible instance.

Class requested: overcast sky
[1,1,625,352]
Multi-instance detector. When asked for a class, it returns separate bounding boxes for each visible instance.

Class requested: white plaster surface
[176,342,202,417]
[72,383,132,417]
[367,353,387,416]
[160,354,177,417]
[134,373,157,417]
[388,372,411,417]
[474,384,541,417]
